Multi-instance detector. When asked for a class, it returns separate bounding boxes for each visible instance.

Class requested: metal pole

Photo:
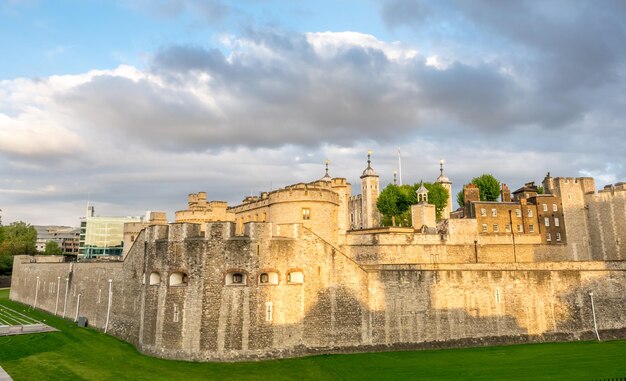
[62,277,69,318]
[75,294,81,322]
[33,276,40,309]
[589,292,601,341]
[54,276,61,315]
[104,279,113,333]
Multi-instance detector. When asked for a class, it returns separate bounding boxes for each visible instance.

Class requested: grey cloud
[381,0,430,29]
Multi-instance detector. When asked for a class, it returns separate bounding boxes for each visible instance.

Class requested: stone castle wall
[10,221,626,361]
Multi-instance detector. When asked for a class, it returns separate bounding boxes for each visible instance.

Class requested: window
[482,224,488,232]
[552,204,558,212]
[515,209,521,217]
[265,302,273,322]
[149,272,161,286]
[556,232,562,241]
[554,217,560,227]
[546,233,552,241]
[225,272,247,285]
[505,224,511,232]
[302,208,311,220]
[529,224,535,233]
[568,194,572,200]
[258,272,279,285]
[480,208,486,217]
[169,272,188,286]
[543,204,548,212]
[517,224,523,233]
[528,209,533,217]
[491,209,497,217]
[287,271,304,284]
[493,224,499,232]
[544,217,550,227]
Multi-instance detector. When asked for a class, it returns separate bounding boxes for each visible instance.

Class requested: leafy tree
[377,184,415,226]
[537,186,544,195]
[457,190,465,208]
[0,221,37,256]
[422,182,449,220]
[0,254,12,276]
[472,174,500,201]
[457,174,501,208]
[44,240,63,255]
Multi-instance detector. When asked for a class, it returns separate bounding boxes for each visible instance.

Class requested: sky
[1,0,625,226]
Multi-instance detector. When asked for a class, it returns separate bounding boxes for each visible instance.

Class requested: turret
[360,150,380,228]
[435,159,453,219]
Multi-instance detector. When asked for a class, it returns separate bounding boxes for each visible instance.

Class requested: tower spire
[321,159,332,181]
[440,159,445,177]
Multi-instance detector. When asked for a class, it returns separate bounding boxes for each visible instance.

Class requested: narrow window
[260,273,269,284]
[547,233,552,241]
[515,209,521,217]
[556,232,562,241]
[543,204,548,212]
[493,224,499,233]
[529,224,535,233]
[233,273,243,284]
[302,208,311,220]
[265,302,273,322]
[482,224,488,233]
[527,209,533,217]
[258,271,280,285]
[554,217,560,227]
[544,217,550,227]
[491,209,497,217]
[505,224,511,232]
[480,208,486,217]
[517,224,523,233]
[552,203,558,212]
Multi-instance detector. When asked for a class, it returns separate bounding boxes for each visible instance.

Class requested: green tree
[537,186,544,195]
[377,184,415,226]
[422,182,449,220]
[457,190,465,208]
[44,240,63,255]
[0,221,37,256]
[472,174,500,201]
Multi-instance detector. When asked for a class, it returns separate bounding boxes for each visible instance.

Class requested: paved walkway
[0,366,13,381]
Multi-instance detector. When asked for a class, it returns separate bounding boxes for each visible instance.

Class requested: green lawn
[0,288,624,381]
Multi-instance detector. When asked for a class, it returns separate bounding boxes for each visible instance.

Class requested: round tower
[435,159,453,219]
[360,150,380,228]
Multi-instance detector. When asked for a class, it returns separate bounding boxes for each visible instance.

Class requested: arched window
[149,272,161,286]
[258,271,279,285]
[287,271,304,284]
[225,271,247,285]
[169,272,188,286]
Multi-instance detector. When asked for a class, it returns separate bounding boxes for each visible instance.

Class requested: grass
[0,288,625,381]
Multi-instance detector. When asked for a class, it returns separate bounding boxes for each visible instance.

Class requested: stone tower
[360,150,380,228]
[435,159,453,219]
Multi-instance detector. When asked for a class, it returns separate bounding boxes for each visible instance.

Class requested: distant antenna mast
[398,147,403,186]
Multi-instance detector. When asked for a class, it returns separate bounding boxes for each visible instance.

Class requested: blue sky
[1,0,626,225]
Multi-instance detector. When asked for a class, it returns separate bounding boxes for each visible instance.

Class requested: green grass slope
[0,289,624,380]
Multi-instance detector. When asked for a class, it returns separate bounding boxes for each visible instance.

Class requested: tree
[457,190,465,208]
[537,186,544,195]
[44,240,63,255]
[0,221,37,256]
[422,182,449,220]
[377,184,415,226]
[472,174,500,201]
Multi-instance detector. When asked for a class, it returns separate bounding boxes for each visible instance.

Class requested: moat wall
[10,222,626,361]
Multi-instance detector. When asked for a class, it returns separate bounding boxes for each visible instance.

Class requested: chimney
[501,183,511,202]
